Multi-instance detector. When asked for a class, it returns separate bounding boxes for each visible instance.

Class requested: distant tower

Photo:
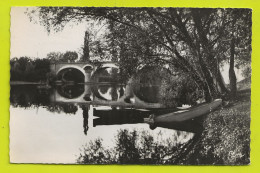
[82,30,90,62]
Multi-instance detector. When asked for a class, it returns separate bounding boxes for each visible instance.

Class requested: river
[10,84,198,164]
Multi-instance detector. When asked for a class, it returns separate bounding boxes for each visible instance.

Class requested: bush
[76,129,194,164]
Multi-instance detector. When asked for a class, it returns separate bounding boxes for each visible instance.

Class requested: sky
[11,7,89,59]
[10,7,244,83]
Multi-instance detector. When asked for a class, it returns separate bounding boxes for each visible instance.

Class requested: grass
[180,89,251,165]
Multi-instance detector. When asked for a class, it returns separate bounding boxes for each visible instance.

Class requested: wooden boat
[144,99,222,130]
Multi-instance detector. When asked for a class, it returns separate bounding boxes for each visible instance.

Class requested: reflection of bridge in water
[49,62,202,134]
[50,61,164,109]
[51,82,164,109]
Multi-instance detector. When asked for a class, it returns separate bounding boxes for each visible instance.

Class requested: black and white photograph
[10,7,251,165]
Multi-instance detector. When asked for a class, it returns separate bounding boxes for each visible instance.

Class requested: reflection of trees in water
[110,85,118,101]
[119,86,124,97]
[10,85,50,108]
[99,86,109,95]
[61,104,78,114]
[45,104,78,114]
[77,129,197,164]
[95,85,123,101]
[80,105,89,135]
[10,85,78,114]
[56,84,85,99]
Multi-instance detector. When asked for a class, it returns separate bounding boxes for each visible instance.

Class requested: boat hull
[144,99,222,130]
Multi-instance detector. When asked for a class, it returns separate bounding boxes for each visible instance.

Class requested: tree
[62,51,78,62]
[76,129,191,164]
[29,7,252,102]
[34,58,50,81]
[10,57,51,82]
[227,9,251,100]
[81,30,90,62]
[46,52,64,62]
[46,51,78,62]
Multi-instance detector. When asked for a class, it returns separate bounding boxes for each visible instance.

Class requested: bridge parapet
[50,61,119,83]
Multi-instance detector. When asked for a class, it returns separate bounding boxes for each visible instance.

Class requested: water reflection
[10,84,199,163]
[10,85,51,108]
[91,84,125,101]
[10,84,203,133]
[81,105,89,135]
[56,84,85,99]
[92,108,203,133]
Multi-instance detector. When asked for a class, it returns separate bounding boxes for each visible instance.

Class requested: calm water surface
[10,84,195,163]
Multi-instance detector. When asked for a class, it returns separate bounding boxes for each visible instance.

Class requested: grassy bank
[76,89,251,165]
[180,89,251,165]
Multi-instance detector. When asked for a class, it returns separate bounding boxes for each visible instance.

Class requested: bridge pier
[84,68,93,83]
[83,84,92,101]
[124,78,134,103]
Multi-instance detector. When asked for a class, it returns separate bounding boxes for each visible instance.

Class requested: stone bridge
[50,80,164,109]
[50,61,118,83]
[49,62,165,108]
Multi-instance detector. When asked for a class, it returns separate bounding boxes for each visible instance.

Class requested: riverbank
[10,81,44,85]
[179,89,251,165]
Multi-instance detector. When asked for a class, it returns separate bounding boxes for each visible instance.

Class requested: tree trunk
[191,10,221,101]
[173,50,214,102]
[229,38,237,100]
[198,56,219,102]
[216,68,229,94]
[189,72,211,102]
[208,54,229,95]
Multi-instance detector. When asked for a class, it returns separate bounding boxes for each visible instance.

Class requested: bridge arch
[51,62,120,83]
[99,63,119,69]
[91,66,120,83]
[56,65,86,76]
[83,64,94,71]
[56,66,85,83]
